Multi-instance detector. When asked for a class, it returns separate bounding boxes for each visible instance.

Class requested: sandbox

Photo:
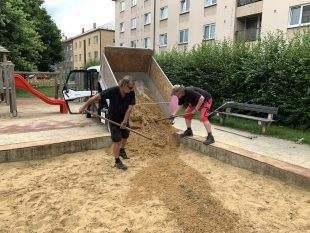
[1,91,310,233]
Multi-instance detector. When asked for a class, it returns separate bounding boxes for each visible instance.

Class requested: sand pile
[125,90,248,232]
[127,90,179,159]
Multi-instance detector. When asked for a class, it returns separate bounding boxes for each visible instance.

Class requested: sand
[0,90,310,232]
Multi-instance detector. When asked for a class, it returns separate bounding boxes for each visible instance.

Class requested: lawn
[16,86,56,98]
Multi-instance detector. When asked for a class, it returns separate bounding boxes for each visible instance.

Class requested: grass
[16,86,56,98]
[177,108,310,145]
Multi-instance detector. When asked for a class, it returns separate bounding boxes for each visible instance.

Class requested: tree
[83,59,101,69]
[22,0,63,71]
[0,0,43,70]
[0,0,63,71]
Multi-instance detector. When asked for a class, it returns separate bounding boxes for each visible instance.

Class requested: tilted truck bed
[100,47,172,116]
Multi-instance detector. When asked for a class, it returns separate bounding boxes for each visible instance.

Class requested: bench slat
[226,103,278,114]
[218,112,275,122]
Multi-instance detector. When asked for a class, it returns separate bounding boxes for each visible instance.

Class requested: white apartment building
[113,0,310,51]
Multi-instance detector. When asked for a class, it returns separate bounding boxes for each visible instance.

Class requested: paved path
[174,118,310,169]
[0,98,109,149]
[2,98,309,170]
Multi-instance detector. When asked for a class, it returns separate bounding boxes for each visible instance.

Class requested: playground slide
[14,74,68,113]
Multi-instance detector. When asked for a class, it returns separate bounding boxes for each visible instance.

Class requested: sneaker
[119,148,129,159]
[115,160,128,171]
[181,128,193,138]
[203,134,215,145]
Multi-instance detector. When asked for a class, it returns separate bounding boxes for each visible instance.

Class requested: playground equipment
[0,45,68,116]
[0,46,17,117]
[14,74,68,114]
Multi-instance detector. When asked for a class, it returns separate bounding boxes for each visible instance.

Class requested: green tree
[0,0,43,70]
[0,0,63,71]
[83,59,101,69]
[22,0,63,71]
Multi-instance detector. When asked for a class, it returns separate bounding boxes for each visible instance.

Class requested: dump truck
[63,47,173,120]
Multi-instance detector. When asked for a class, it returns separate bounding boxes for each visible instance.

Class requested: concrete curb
[179,134,310,190]
[0,136,112,163]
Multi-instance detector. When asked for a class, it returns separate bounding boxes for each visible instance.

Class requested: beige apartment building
[113,0,310,51]
[63,23,115,70]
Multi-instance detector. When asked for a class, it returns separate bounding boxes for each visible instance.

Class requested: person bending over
[171,85,215,145]
[79,76,135,170]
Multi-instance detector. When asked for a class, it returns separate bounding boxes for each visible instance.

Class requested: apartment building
[113,0,310,51]
[62,39,74,74]
[63,23,115,70]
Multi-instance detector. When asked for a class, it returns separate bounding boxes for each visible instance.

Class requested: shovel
[84,110,152,141]
[155,101,235,123]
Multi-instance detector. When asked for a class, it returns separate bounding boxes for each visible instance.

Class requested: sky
[43,0,115,38]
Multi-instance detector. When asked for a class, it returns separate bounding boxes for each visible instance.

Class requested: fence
[16,71,65,99]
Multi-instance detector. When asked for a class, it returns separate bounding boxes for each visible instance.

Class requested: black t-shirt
[178,86,211,106]
[100,86,135,123]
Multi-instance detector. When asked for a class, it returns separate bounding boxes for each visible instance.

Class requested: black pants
[109,123,130,142]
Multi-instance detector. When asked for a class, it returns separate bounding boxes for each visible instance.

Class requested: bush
[156,32,310,129]
[83,59,101,69]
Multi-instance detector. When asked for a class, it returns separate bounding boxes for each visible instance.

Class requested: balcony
[236,0,263,18]
[235,27,261,42]
[237,0,262,7]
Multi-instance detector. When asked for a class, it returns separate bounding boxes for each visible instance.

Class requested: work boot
[203,134,215,145]
[181,128,193,138]
[119,148,129,159]
[115,158,128,171]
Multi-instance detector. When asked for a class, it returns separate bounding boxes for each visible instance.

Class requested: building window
[180,0,190,14]
[144,13,151,25]
[75,55,77,61]
[204,0,216,7]
[203,24,215,40]
[79,54,81,61]
[179,29,189,44]
[120,1,125,12]
[120,22,125,33]
[132,0,137,7]
[160,6,168,20]
[131,18,137,29]
[79,41,81,48]
[159,33,167,46]
[69,44,73,50]
[144,37,150,48]
[120,43,124,47]
[88,52,91,59]
[88,38,91,45]
[131,40,137,47]
[290,4,310,26]
[94,51,98,59]
[75,42,77,49]
[93,36,99,44]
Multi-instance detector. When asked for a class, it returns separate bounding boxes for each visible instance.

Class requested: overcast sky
[43,0,115,38]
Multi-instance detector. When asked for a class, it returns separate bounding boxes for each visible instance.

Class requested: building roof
[63,24,115,43]
[0,45,9,53]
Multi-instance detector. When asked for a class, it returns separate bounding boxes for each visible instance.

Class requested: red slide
[14,74,68,113]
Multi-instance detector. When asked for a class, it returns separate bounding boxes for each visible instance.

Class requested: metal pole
[153,0,156,51]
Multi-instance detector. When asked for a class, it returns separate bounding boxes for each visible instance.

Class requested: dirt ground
[0,90,309,232]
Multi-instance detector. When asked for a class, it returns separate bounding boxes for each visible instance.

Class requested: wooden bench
[217,102,278,133]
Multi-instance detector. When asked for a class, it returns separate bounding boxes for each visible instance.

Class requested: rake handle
[84,110,152,140]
